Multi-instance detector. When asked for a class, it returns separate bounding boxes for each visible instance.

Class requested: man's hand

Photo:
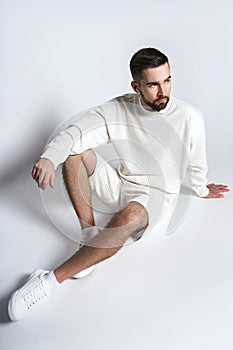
[32,158,55,190]
[203,183,230,199]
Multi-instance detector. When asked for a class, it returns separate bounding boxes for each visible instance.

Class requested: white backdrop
[1,0,232,179]
[1,2,233,349]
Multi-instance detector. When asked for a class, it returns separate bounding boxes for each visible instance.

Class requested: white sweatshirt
[41,93,209,197]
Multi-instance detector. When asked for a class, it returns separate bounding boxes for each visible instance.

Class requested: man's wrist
[40,151,60,170]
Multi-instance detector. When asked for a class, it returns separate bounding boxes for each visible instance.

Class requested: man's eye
[165,79,171,84]
[148,84,157,88]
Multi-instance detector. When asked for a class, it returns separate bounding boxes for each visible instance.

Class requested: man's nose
[157,84,165,96]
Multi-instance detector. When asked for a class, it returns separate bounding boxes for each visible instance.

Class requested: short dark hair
[129,47,169,82]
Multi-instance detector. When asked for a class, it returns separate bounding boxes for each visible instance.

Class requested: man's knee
[110,201,148,233]
[62,149,96,177]
[124,201,148,229]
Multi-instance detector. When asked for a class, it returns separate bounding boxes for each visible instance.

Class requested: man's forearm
[188,164,209,197]
[41,125,82,169]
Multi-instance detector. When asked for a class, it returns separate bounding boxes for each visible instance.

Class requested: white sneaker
[8,269,52,321]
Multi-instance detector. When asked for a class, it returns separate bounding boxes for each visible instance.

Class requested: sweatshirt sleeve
[40,107,110,169]
[187,110,209,198]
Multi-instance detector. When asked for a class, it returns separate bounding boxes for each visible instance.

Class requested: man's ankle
[45,270,61,288]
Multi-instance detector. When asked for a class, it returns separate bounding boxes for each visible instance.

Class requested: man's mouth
[156,97,168,103]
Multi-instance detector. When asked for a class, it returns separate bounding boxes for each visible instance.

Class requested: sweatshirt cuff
[193,186,209,198]
[40,148,64,170]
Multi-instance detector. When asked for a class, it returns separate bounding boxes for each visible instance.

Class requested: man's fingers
[213,188,229,193]
[41,173,51,190]
[34,167,42,180]
[32,166,41,184]
[32,167,39,179]
[38,172,55,190]
[38,171,46,188]
[208,184,230,193]
[50,174,55,188]
[212,190,227,196]
[32,166,36,177]
[212,192,224,198]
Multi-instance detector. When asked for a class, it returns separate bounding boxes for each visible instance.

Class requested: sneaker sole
[8,290,20,322]
[70,265,96,279]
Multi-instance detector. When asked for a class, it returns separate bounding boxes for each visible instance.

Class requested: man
[8,47,230,321]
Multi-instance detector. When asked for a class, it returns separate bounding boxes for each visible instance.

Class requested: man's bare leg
[62,150,97,229]
[54,201,148,283]
[57,150,148,284]
[7,151,148,321]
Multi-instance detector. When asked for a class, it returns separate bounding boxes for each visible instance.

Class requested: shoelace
[23,279,48,309]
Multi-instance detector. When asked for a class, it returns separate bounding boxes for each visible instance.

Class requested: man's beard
[139,90,169,111]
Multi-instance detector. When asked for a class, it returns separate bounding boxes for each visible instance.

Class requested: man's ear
[131,81,140,93]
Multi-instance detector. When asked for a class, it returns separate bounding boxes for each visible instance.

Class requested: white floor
[0,161,233,350]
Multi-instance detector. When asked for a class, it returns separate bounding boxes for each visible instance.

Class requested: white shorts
[89,151,178,237]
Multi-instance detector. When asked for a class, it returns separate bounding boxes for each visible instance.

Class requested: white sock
[80,226,99,245]
[44,271,60,289]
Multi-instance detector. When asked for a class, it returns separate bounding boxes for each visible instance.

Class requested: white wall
[1,0,232,179]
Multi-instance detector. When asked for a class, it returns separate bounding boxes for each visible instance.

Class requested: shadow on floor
[0,295,11,323]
